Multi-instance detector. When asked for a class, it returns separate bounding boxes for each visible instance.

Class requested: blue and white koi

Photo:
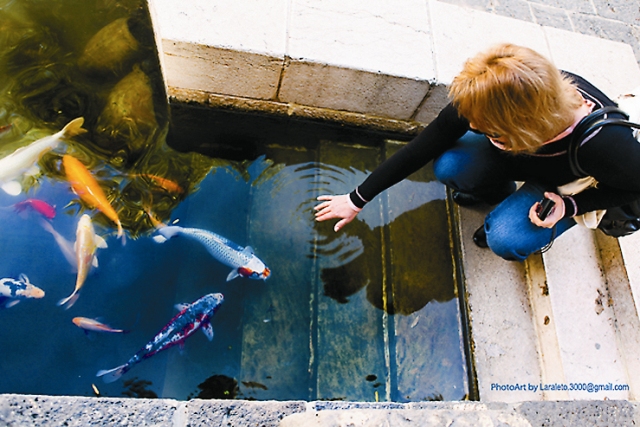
[0,117,86,195]
[58,214,107,309]
[96,292,224,383]
[0,274,45,308]
[153,225,270,281]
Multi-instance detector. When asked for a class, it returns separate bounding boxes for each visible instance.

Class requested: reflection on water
[0,0,470,402]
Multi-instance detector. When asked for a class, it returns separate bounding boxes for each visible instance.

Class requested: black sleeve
[349,103,469,208]
[571,124,640,214]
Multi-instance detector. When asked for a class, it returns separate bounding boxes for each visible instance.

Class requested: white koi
[0,117,86,195]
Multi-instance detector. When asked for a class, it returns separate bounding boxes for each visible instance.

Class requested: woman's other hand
[528,192,565,228]
[314,194,361,232]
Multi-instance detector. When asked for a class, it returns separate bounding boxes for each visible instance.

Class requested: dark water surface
[0,0,470,401]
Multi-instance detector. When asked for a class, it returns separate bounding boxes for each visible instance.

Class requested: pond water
[0,0,471,401]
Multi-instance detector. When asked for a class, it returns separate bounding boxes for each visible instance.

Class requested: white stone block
[543,227,629,400]
[618,232,640,322]
[544,26,640,99]
[279,61,431,119]
[148,0,288,56]
[288,0,435,79]
[457,207,542,402]
[428,0,549,84]
[162,41,283,99]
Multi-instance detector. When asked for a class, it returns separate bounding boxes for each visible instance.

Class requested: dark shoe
[473,225,488,248]
[452,190,485,207]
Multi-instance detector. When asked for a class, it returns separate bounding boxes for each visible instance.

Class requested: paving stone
[492,0,534,22]
[526,0,595,15]
[529,3,573,31]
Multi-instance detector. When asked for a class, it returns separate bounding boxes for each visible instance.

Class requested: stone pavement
[440,0,640,64]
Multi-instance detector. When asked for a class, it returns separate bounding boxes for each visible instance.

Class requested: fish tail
[57,290,79,310]
[117,221,126,246]
[61,117,87,138]
[96,364,129,383]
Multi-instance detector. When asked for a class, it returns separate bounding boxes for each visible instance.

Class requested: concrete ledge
[2,395,640,426]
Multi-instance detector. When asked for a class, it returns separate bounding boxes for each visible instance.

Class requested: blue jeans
[433,132,576,261]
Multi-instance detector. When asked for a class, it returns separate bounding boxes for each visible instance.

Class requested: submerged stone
[78,17,139,78]
[95,65,157,156]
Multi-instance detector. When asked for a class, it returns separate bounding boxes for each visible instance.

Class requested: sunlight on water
[0,0,470,402]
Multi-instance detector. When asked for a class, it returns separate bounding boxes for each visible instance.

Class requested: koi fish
[153,225,270,281]
[0,274,45,308]
[62,154,125,243]
[134,174,184,194]
[14,198,56,219]
[72,317,128,334]
[57,214,107,309]
[96,293,224,383]
[0,118,86,196]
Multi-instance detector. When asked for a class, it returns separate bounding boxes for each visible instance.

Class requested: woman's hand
[314,194,361,232]
[529,192,565,228]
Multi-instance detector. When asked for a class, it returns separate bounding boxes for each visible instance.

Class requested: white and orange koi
[63,154,125,243]
[57,214,107,309]
[153,225,270,281]
[0,274,45,308]
[0,118,85,195]
[72,317,128,334]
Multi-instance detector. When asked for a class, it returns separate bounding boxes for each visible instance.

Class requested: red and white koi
[153,225,270,281]
[0,274,45,308]
[72,317,128,334]
[96,293,224,383]
[57,214,108,309]
[0,118,86,196]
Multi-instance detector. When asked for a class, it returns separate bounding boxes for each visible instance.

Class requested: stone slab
[278,61,432,120]
[287,0,434,80]
[161,41,284,100]
[147,0,288,56]
[542,227,629,400]
[456,206,542,402]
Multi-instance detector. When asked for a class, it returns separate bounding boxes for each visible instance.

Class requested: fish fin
[152,235,168,243]
[117,222,126,246]
[96,364,128,383]
[92,256,99,268]
[174,303,190,312]
[226,269,240,281]
[25,165,40,177]
[18,273,30,284]
[5,299,20,308]
[1,181,22,196]
[155,225,181,241]
[61,117,87,138]
[57,291,79,309]
[178,342,186,355]
[94,234,108,249]
[202,322,214,341]
[242,246,255,255]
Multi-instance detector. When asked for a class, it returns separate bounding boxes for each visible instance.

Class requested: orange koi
[135,174,183,194]
[62,155,125,243]
[73,317,128,334]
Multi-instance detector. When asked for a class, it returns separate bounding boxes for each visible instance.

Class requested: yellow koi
[57,214,107,309]
[63,154,125,243]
